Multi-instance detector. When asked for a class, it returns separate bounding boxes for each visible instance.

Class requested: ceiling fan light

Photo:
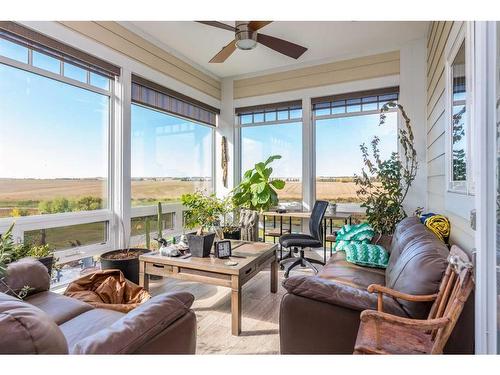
[236,38,257,50]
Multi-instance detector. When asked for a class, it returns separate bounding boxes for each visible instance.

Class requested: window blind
[0,21,120,78]
[311,86,399,113]
[131,74,219,127]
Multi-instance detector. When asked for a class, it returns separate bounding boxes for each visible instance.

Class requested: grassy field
[0,178,361,217]
[0,178,365,250]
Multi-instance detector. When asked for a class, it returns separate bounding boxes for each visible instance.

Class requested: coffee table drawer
[145,262,173,277]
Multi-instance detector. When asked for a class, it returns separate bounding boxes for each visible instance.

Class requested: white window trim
[0,49,115,258]
[444,22,475,219]
[233,75,400,213]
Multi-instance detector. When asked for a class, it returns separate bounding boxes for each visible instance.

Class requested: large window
[131,105,214,205]
[448,40,469,192]
[313,89,398,204]
[0,36,111,219]
[238,101,303,208]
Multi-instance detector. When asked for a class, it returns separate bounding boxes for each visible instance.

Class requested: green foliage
[10,208,30,217]
[0,223,15,278]
[73,196,103,211]
[0,223,33,299]
[181,191,226,235]
[232,155,285,212]
[38,196,103,214]
[26,244,52,258]
[354,102,418,236]
[38,197,72,214]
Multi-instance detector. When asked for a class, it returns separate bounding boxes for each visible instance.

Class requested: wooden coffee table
[138,241,278,336]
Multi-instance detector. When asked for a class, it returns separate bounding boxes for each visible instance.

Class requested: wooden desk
[138,241,278,336]
[261,210,353,263]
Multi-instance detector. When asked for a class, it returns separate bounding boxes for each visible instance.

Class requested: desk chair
[279,200,328,278]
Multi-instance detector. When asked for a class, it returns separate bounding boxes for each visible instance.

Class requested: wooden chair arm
[360,310,450,331]
[367,284,438,312]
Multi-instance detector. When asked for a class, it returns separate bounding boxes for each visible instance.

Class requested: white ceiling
[120,21,429,79]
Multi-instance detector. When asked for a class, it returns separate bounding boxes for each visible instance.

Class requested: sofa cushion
[318,251,386,289]
[0,292,68,354]
[59,308,124,351]
[283,275,407,317]
[26,291,94,325]
[385,217,449,318]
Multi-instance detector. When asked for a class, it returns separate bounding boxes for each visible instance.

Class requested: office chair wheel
[280,264,285,270]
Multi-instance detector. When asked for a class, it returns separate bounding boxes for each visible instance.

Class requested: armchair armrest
[360,310,449,331]
[367,284,438,312]
[72,292,195,354]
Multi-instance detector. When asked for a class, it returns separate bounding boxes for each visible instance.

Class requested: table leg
[231,276,241,336]
[139,261,149,291]
[271,255,278,293]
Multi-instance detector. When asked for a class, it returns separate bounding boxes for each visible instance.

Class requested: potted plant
[0,223,30,299]
[12,243,56,276]
[181,191,225,257]
[232,155,286,212]
[231,155,286,241]
[101,202,164,283]
[219,196,241,240]
[354,102,418,244]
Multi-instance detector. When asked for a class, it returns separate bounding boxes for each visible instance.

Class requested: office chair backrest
[309,200,329,242]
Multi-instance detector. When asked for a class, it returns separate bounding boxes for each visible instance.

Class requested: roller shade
[0,21,120,78]
[132,74,219,127]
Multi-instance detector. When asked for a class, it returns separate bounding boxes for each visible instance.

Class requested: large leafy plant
[354,102,418,236]
[232,155,285,212]
[181,191,226,235]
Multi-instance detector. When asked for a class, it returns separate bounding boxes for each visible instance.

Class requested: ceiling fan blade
[257,33,307,59]
[209,40,237,63]
[248,21,272,31]
[196,21,236,32]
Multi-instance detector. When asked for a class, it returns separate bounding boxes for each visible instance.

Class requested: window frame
[129,102,216,245]
[311,93,398,209]
[236,104,304,208]
[0,45,115,259]
[444,22,475,218]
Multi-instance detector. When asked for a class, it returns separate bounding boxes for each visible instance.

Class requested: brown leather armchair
[0,259,196,354]
[279,216,474,354]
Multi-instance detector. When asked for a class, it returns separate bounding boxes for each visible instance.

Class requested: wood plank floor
[150,249,325,354]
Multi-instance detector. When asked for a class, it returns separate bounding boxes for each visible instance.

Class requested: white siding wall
[426,21,474,250]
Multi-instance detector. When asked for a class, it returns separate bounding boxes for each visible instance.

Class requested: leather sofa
[279,216,473,354]
[0,259,196,354]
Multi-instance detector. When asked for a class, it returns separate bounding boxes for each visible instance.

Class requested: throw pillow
[336,223,375,243]
[344,242,389,269]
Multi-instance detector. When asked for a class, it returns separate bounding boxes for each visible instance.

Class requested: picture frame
[214,240,232,259]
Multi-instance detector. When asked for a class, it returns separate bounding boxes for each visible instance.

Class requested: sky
[241,113,397,178]
[0,60,396,181]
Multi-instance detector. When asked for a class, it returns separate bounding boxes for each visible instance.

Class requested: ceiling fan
[197,21,308,63]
